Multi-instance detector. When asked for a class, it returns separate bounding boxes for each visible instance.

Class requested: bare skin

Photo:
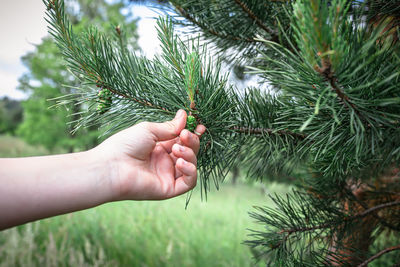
[0,109,206,230]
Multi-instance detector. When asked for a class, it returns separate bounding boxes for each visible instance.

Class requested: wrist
[84,148,119,204]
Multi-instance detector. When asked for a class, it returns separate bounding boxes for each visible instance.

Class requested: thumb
[145,109,187,141]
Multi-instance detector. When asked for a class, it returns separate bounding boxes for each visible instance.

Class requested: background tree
[44,0,400,265]
[0,97,22,135]
[17,0,139,152]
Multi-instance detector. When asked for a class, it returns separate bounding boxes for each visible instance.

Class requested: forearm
[0,150,114,230]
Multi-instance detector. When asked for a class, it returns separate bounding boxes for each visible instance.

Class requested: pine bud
[96,88,112,114]
[97,88,112,100]
[96,102,111,114]
[186,115,197,132]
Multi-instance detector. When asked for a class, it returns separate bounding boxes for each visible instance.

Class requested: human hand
[93,110,206,201]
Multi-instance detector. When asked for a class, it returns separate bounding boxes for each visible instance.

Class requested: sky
[0,0,161,100]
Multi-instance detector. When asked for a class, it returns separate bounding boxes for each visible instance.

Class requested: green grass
[0,183,287,267]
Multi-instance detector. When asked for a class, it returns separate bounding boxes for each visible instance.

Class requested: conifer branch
[279,200,400,237]
[232,126,306,140]
[351,191,400,232]
[48,0,172,114]
[173,4,258,43]
[101,84,171,113]
[265,200,400,256]
[358,244,400,267]
[315,58,362,117]
[233,0,279,42]
[355,200,400,219]
[157,20,185,78]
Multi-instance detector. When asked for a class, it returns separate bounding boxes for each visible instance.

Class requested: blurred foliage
[16,0,139,152]
[0,135,50,158]
[0,97,23,135]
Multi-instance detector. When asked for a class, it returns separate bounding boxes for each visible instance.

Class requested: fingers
[173,158,197,196]
[159,137,179,153]
[170,124,206,182]
[142,109,187,142]
[162,123,206,198]
[159,123,206,154]
[172,143,197,166]
[179,125,206,155]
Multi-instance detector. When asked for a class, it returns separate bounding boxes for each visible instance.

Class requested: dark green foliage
[0,97,23,135]
[43,0,400,265]
[168,0,293,63]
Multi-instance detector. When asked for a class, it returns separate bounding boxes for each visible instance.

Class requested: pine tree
[44,0,400,265]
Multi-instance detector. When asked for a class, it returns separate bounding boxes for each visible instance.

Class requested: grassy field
[0,135,288,266]
[0,184,286,267]
[0,135,49,157]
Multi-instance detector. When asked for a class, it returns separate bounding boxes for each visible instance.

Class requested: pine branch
[315,58,362,118]
[355,200,400,219]
[156,19,185,78]
[350,188,400,232]
[279,200,400,237]
[99,83,172,113]
[173,4,258,43]
[47,0,172,114]
[46,1,99,82]
[231,126,306,140]
[233,0,279,42]
[253,198,400,254]
[358,244,400,267]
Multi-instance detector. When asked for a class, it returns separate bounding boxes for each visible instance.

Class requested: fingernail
[175,109,185,119]
[180,158,186,165]
[179,145,185,152]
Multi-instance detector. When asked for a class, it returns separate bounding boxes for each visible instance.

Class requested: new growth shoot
[184,51,201,131]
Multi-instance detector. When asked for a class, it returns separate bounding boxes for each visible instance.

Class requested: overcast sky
[0,0,160,100]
